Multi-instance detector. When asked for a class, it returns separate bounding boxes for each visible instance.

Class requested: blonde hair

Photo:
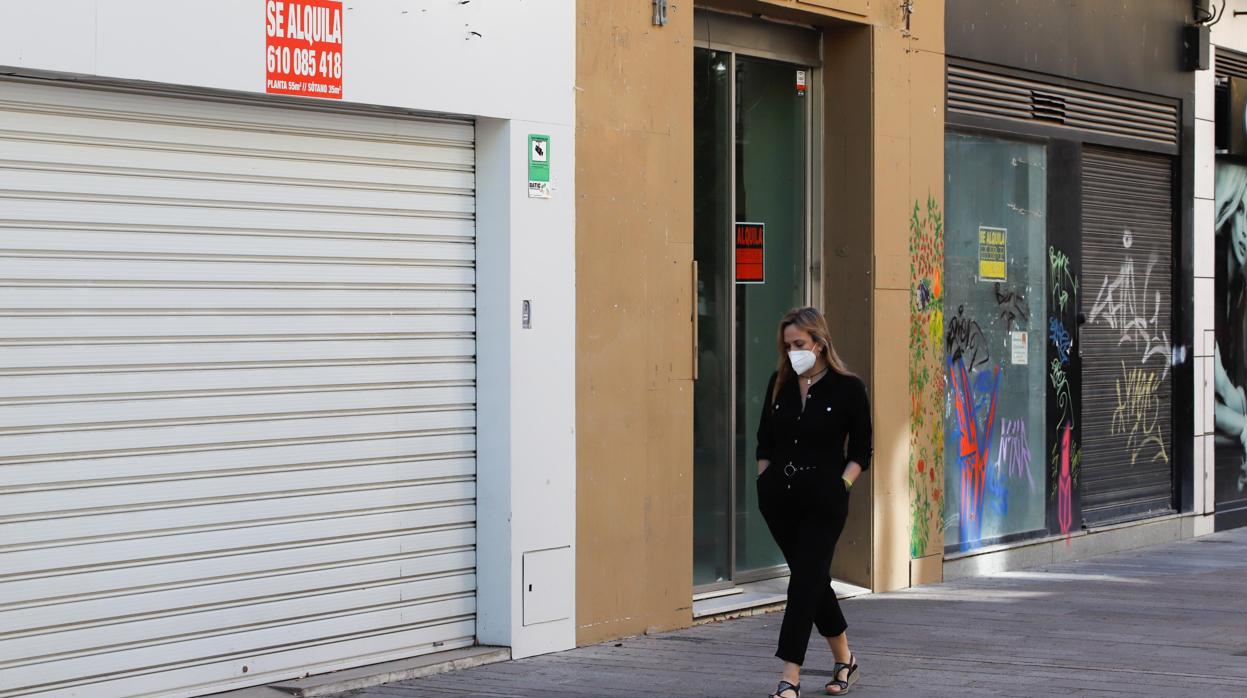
[1216,163,1247,232]
[771,306,852,403]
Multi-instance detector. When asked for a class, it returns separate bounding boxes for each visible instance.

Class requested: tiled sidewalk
[338,527,1247,697]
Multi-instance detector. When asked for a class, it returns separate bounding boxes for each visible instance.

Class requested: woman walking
[756,307,872,697]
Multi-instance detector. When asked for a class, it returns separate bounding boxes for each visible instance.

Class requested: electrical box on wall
[522,547,572,626]
[1183,24,1209,71]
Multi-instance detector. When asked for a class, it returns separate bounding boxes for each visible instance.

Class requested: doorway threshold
[692,586,744,602]
[692,577,870,620]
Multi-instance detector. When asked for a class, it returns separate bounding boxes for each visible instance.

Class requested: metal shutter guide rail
[947,62,1179,148]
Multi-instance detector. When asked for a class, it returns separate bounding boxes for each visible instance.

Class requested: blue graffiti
[948,356,1003,553]
[987,465,1009,517]
[972,368,999,413]
[1049,316,1073,365]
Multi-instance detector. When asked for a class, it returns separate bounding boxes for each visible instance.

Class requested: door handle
[692,260,699,381]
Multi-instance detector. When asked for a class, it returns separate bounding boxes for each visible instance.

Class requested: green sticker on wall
[528,134,550,198]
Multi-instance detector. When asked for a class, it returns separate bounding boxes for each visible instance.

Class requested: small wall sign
[978,226,1007,282]
[528,134,551,199]
[265,0,344,99]
[735,222,765,284]
[1011,330,1029,365]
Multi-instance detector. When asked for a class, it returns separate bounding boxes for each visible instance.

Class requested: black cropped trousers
[756,464,851,666]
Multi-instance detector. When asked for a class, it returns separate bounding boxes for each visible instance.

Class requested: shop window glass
[943,133,1048,551]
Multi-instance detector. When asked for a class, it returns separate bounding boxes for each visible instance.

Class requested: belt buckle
[783,463,796,477]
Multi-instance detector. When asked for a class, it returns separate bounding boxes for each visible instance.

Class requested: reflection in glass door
[693,47,810,588]
[693,48,733,586]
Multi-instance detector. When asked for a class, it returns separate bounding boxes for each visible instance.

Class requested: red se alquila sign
[265,0,343,99]
[735,222,765,284]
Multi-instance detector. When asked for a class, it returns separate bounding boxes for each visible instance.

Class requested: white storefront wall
[0,0,575,694]
[1212,10,1247,54]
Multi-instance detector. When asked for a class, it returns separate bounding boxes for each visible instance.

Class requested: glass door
[693,47,733,587]
[694,47,811,588]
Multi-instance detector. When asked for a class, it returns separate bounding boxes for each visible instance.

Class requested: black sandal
[825,654,858,695]
[770,679,800,698]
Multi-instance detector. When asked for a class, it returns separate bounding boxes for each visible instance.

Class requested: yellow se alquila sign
[978,226,1007,282]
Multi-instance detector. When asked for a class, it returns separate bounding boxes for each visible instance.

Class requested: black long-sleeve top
[756,369,873,472]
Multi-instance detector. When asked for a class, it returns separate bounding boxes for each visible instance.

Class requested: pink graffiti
[1058,423,1072,538]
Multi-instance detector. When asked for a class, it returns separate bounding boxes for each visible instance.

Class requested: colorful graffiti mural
[947,358,1002,550]
[1079,221,1172,521]
[909,194,945,559]
[1048,245,1080,536]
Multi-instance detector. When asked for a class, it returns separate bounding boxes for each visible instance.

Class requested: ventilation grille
[947,63,1179,148]
[1217,46,1247,81]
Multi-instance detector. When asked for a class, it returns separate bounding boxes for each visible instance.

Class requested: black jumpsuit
[755,369,873,666]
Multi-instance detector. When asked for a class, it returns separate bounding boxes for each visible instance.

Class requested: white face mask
[788,349,817,375]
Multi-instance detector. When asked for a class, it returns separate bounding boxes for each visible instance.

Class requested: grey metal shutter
[0,79,477,697]
[1079,146,1174,525]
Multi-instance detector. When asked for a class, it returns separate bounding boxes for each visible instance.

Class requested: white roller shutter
[0,79,477,697]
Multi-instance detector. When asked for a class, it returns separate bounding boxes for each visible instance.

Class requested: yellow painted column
[870,0,947,592]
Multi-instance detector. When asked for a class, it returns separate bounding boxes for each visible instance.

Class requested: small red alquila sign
[735,222,765,284]
[265,0,343,99]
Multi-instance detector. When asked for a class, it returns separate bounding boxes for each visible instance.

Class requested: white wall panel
[0,0,574,125]
[1213,14,1247,53]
